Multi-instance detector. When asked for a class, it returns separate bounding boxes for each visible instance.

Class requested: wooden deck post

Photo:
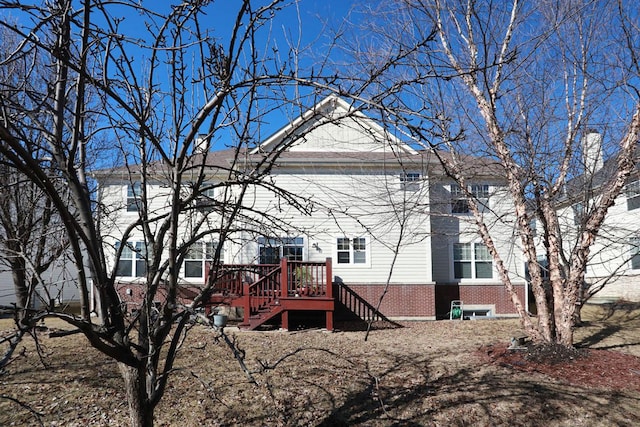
[325,257,333,299]
[325,310,333,331]
[242,281,251,326]
[326,257,333,331]
[280,257,288,298]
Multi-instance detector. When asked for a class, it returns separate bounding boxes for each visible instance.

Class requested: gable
[252,95,416,155]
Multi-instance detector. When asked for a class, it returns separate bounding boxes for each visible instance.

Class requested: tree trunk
[118,362,155,427]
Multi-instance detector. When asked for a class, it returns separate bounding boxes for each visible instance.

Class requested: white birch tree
[343,0,640,347]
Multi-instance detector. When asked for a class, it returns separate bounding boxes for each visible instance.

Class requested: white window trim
[452,241,494,281]
[334,236,371,268]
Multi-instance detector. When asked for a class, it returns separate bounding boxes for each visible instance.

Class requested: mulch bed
[480,343,640,391]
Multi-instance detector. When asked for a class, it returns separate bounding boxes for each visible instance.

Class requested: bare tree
[341,0,640,347]
[0,21,73,369]
[0,1,330,425]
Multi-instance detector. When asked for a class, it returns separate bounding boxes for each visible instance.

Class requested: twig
[0,395,44,426]
[215,328,259,385]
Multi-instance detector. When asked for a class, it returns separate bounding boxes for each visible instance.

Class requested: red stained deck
[205,258,335,331]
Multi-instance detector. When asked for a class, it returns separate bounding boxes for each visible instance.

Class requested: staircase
[333,281,403,328]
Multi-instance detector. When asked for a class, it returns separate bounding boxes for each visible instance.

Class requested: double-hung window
[185,241,216,278]
[626,180,640,211]
[451,184,490,214]
[258,237,304,264]
[471,185,490,212]
[453,242,493,279]
[116,241,146,277]
[630,237,640,270]
[336,237,368,265]
[451,184,469,213]
[127,182,142,212]
[400,172,421,191]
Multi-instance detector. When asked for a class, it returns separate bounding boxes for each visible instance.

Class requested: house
[95,95,528,329]
[551,132,640,304]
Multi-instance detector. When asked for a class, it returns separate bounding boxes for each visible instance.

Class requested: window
[195,185,216,211]
[572,202,585,226]
[626,180,640,211]
[336,237,368,265]
[631,238,640,270]
[127,182,142,212]
[451,184,490,214]
[453,242,493,279]
[258,237,304,264]
[185,241,216,278]
[451,184,469,213]
[400,172,421,191]
[116,241,146,277]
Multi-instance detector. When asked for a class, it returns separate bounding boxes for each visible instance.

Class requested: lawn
[1,303,639,426]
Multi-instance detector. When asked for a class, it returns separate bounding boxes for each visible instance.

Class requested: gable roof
[250,95,417,156]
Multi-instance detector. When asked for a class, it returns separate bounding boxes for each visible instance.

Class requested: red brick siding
[458,284,526,315]
[343,284,436,318]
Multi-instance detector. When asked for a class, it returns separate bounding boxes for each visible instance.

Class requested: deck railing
[206,258,333,324]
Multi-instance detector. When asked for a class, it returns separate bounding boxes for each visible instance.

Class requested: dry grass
[1,304,639,426]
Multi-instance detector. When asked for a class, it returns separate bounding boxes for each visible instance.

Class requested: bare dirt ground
[1,302,640,426]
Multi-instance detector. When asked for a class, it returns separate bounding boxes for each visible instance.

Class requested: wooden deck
[205,258,335,330]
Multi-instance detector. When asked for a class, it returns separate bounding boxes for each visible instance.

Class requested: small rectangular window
[451,184,469,214]
[471,184,490,212]
[335,237,368,265]
[400,173,421,191]
[127,182,142,212]
[572,203,585,226]
[353,238,367,264]
[195,185,216,211]
[336,238,351,264]
[474,243,493,279]
[631,238,640,270]
[626,181,640,211]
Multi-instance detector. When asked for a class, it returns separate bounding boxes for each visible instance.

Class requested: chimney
[582,130,603,176]
[194,134,209,154]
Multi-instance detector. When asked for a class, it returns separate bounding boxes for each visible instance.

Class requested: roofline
[250,94,417,155]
